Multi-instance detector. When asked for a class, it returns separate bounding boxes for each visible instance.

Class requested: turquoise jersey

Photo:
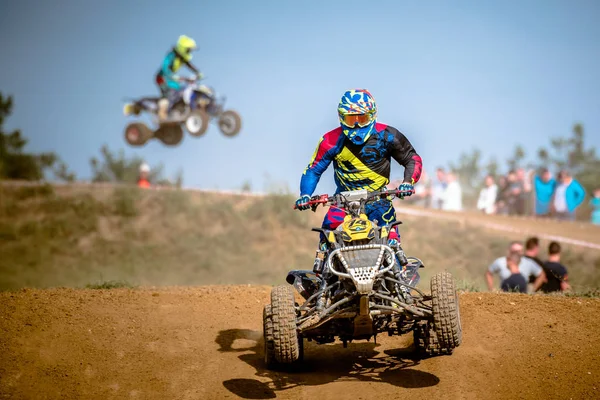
[155,48,199,92]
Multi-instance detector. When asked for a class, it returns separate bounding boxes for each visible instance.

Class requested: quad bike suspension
[389,241,414,305]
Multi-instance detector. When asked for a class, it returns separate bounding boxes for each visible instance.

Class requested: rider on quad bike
[295,89,423,300]
[155,35,203,122]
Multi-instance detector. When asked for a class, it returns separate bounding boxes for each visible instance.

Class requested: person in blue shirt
[533,168,556,217]
[591,188,600,225]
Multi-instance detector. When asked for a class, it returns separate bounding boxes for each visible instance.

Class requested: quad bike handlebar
[293,188,415,211]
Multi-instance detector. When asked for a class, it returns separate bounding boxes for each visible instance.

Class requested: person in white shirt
[552,170,586,220]
[486,241,546,292]
[442,172,462,211]
[429,168,446,209]
[477,175,498,214]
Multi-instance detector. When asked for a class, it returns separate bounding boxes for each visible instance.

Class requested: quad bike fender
[286,270,319,300]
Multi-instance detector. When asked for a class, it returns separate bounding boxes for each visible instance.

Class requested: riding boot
[158,98,169,122]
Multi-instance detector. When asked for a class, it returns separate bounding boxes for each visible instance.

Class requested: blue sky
[1,0,599,194]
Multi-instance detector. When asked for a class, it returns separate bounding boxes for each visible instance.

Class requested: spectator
[442,172,462,211]
[523,237,544,268]
[533,168,557,217]
[515,168,531,215]
[523,236,544,284]
[506,170,521,215]
[137,163,151,188]
[590,188,600,225]
[552,170,586,220]
[501,253,528,293]
[485,241,546,292]
[495,176,510,215]
[412,169,431,207]
[477,175,498,214]
[539,241,570,293]
[430,168,446,209]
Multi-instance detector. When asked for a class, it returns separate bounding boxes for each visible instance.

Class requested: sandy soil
[1,286,599,400]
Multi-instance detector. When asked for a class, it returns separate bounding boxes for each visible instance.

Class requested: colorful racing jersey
[301,123,422,196]
[156,49,199,91]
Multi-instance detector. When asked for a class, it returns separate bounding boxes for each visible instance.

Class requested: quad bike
[122,78,242,147]
[263,188,462,368]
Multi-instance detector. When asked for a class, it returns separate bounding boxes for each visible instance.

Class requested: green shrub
[112,187,139,217]
[14,184,54,200]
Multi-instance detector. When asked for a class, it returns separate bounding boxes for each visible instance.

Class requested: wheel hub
[186,116,202,133]
[127,128,139,141]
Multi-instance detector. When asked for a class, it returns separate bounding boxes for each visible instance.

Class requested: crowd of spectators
[401,166,599,224]
[486,237,570,294]
[482,168,588,221]
[392,168,464,211]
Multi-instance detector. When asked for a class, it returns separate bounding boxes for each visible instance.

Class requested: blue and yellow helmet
[338,89,377,145]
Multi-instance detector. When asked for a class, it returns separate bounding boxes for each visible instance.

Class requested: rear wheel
[218,110,242,137]
[155,124,184,146]
[185,109,210,137]
[428,271,462,355]
[124,122,153,146]
[264,285,302,369]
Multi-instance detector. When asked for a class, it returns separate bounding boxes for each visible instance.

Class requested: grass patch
[565,287,600,298]
[456,279,482,292]
[85,280,136,289]
[14,184,55,200]
[112,187,139,217]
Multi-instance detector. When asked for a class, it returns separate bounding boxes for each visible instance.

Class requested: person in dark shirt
[523,237,544,284]
[539,241,570,293]
[501,253,528,293]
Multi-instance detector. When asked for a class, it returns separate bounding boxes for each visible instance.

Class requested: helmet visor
[340,113,373,128]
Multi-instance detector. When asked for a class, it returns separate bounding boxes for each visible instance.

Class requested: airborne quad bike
[263,188,462,368]
[122,78,242,147]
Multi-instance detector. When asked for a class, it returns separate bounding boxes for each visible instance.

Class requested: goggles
[340,113,374,128]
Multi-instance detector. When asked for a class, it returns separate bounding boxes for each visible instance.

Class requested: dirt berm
[1,286,599,400]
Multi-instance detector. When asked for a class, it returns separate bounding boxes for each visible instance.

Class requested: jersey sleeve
[300,128,342,196]
[386,126,423,184]
[185,60,200,74]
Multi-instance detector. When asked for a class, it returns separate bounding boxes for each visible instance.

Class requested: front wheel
[154,124,184,146]
[185,109,210,137]
[218,110,242,137]
[264,285,302,369]
[430,271,462,354]
[124,122,153,146]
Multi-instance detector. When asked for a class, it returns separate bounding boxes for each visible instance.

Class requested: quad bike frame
[263,189,463,369]
[123,80,242,147]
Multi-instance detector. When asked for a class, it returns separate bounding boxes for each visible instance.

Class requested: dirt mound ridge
[1,286,599,399]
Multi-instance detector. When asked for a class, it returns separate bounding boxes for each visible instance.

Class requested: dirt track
[1,286,599,400]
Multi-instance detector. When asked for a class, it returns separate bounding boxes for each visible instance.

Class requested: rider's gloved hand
[398,182,414,199]
[295,195,311,211]
[195,72,204,80]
